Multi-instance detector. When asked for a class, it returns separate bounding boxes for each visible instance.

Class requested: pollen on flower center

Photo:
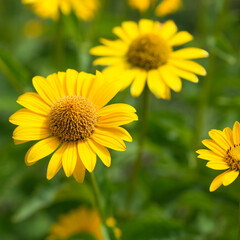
[127,33,171,70]
[48,95,98,142]
[226,145,240,171]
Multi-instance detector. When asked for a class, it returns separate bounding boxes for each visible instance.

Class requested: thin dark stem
[125,87,150,209]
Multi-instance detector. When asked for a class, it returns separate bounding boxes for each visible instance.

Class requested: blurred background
[1,0,240,239]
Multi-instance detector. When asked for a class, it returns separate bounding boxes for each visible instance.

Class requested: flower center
[48,95,98,142]
[226,145,240,170]
[127,33,171,70]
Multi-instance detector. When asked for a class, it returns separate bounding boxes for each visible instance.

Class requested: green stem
[125,87,150,209]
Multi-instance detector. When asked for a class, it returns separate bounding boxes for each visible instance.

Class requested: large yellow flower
[9,70,137,183]
[22,0,99,21]
[197,122,240,192]
[155,0,182,17]
[90,19,208,99]
[47,207,103,240]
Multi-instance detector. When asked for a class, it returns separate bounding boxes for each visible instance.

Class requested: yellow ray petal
[167,65,198,83]
[196,149,224,161]
[17,92,50,116]
[113,26,131,43]
[209,129,231,151]
[14,139,29,145]
[147,69,170,99]
[100,38,128,52]
[202,139,226,156]
[47,143,67,180]
[73,157,86,183]
[171,48,209,59]
[57,71,68,96]
[25,136,60,164]
[159,65,182,92]
[13,125,50,141]
[223,127,234,148]
[209,171,228,192]
[206,162,229,170]
[97,127,132,142]
[159,20,177,40]
[119,69,138,90]
[9,108,47,126]
[62,142,77,177]
[139,19,154,34]
[77,72,95,97]
[32,76,58,106]
[98,103,136,116]
[88,139,111,167]
[168,31,193,46]
[130,69,147,97]
[47,73,63,99]
[93,57,124,66]
[77,141,96,172]
[168,59,207,76]
[122,21,139,39]
[66,69,78,96]
[90,46,125,56]
[92,129,126,151]
[223,170,239,186]
[233,121,240,146]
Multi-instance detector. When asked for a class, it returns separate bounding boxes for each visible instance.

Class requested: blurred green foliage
[1,0,240,239]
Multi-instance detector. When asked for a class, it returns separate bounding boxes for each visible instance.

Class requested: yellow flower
[106,216,122,239]
[23,19,43,39]
[155,0,182,17]
[47,207,103,240]
[127,0,156,13]
[197,121,240,192]
[90,19,208,99]
[22,0,99,21]
[9,70,137,183]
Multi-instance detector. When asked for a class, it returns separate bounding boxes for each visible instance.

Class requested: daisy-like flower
[155,0,182,17]
[127,0,156,13]
[47,207,103,240]
[197,122,240,192]
[9,69,137,183]
[90,19,208,99]
[22,0,99,21]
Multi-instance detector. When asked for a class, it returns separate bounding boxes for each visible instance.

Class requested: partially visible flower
[155,0,182,17]
[90,19,208,99]
[9,70,137,183]
[47,207,103,240]
[106,216,122,239]
[23,19,43,39]
[197,121,240,192]
[127,0,156,13]
[22,0,99,21]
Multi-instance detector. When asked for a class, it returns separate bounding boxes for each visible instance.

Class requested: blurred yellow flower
[197,121,240,192]
[22,0,99,21]
[47,207,104,240]
[155,0,182,17]
[127,0,156,13]
[23,19,43,39]
[90,19,208,99]
[9,70,137,182]
[106,216,122,239]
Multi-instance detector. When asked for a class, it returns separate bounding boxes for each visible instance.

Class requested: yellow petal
[209,171,228,192]
[168,59,207,76]
[202,139,226,156]
[223,170,239,186]
[93,57,124,65]
[119,69,137,90]
[13,125,50,141]
[209,129,231,151]
[159,20,177,40]
[62,142,77,177]
[233,121,240,146]
[77,72,95,98]
[223,127,234,148]
[25,136,60,164]
[9,108,47,126]
[32,76,58,106]
[88,139,111,167]
[112,26,131,43]
[47,73,64,99]
[122,21,139,39]
[130,69,147,97]
[196,149,224,161]
[66,69,78,96]
[171,48,209,59]
[57,71,68,96]
[77,141,96,172]
[97,127,132,142]
[147,69,170,99]
[139,19,154,34]
[167,65,199,83]
[92,129,126,151]
[206,162,229,170]
[159,65,182,92]
[73,157,86,183]
[168,31,193,46]
[17,92,50,116]
[100,38,128,52]
[98,103,136,116]
[47,144,67,180]
[90,46,125,56]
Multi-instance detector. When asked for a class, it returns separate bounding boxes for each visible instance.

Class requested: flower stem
[125,87,150,209]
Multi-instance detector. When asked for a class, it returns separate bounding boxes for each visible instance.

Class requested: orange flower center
[226,145,240,170]
[48,95,98,142]
[127,33,171,70]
